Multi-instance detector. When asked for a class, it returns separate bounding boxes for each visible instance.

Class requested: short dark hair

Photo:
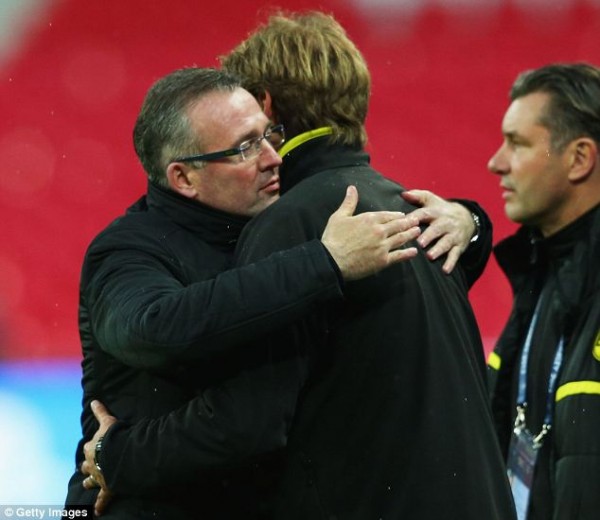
[133,67,241,187]
[510,63,600,151]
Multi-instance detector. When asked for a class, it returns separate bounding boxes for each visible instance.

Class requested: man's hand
[81,400,117,516]
[401,189,476,274]
[322,185,420,280]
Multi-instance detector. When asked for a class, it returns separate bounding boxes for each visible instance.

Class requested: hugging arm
[402,189,492,285]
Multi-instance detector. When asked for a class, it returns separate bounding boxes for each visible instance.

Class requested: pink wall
[2,0,600,358]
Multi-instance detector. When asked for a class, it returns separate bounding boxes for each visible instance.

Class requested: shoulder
[83,203,186,272]
[91,211,168,247]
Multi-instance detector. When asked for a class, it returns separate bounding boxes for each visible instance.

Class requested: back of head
[221,11,370,147]
[510,63,600,152]
[133,67,241,188]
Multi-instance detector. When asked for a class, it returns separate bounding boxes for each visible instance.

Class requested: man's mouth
[500,183,515,199]
[261,177,280,193]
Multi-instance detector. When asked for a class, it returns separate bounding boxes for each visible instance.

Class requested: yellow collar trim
[279,127,333,157]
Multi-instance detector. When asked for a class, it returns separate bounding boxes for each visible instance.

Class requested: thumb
[91,400,110,422]
[335,185,359,217]
[401,189,428,207]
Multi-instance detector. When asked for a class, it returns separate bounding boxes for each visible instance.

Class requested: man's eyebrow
[232,124,269,146]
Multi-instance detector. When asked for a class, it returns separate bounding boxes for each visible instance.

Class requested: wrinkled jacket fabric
[65,182,344,519]
[488,204,600,520]
[234,137,516,519]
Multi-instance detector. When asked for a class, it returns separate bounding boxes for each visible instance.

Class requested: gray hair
[133,67,241,187]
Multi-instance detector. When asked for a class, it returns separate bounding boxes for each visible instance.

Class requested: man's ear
[568,137,597,183]
[166,162,198,199]
[259,90,275,121]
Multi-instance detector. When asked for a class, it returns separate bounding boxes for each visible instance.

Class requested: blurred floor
[0,360,80,504]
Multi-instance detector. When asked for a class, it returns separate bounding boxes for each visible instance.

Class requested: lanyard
[515,294,565,446]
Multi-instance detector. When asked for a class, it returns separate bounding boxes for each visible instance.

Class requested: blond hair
[221,11,370,147]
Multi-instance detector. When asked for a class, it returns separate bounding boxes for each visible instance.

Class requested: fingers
[334,185,359,218]
[90,400,118,435]
[406,206,434,225]
[422,231,465,274]
[417,223,447,251]
[83,476,96,490]
[441,247,461,274]
[387,247,419,265]
[401,189,434,207]
[83,438,95,471]
[356,211,412,232]
[83,472,99,490]
[424,228,469,260]
[380,212,419,232]
[322,192,425,281]
[94,488,113,517]
[81,443,112,516]
[359,212,420,252]
[81,452,93,476]
[386,224,421,251]
[368,191,474,274]
[380,215,421,266]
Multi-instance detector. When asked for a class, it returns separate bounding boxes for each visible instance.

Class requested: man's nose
[488,146,506,175]
[259,140,283,168]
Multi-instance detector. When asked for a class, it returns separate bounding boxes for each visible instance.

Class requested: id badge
[506,428,539,520]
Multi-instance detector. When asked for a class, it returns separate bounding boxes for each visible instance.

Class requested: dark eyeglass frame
[172,124,285,164]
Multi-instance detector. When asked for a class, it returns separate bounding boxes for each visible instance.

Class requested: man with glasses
[67,62,490,518]
[65,66,427,519]
[78,13,513,520]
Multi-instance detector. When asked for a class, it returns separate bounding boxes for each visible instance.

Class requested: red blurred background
[2,0,600,360]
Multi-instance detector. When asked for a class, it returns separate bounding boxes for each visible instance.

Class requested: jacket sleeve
[100,353,305,495]
[98,203,326,496]
[450,199,493,288]
[85,236,342,369]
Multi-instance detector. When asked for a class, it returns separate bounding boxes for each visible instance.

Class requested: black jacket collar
[280,137,368,194]
[143,181,250,247]
[494,203,600,302]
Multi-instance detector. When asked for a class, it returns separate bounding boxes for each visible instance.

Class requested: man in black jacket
[65,66,427,518]
[486,63,600,520]
[217,12,515,519]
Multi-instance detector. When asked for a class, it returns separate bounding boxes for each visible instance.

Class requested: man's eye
[238,140,252,151]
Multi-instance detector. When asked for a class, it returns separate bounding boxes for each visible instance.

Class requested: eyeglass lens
[241,126,285,161]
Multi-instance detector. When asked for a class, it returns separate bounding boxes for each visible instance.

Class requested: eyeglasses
[173,124,285,164]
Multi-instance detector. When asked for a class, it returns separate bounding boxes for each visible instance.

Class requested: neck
[540,194,600,237]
